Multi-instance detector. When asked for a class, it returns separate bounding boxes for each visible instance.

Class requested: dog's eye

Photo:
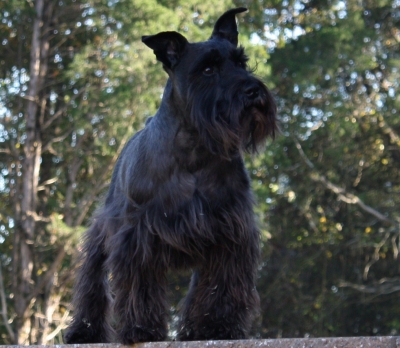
[203,67,215,76]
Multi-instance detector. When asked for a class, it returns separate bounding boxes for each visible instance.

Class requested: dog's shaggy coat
[65,8,277,344]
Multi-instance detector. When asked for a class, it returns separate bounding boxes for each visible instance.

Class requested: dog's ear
[210,8,247,46]
[142,32,188,70]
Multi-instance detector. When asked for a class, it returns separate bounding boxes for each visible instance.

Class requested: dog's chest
[180,158,249,205]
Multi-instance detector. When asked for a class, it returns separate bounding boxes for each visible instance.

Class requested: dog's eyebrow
[189,49,223,74]
[229,47,248,66]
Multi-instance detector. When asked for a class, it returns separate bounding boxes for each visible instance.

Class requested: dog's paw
[64,320,111,344]
[176,322,195,341]
[118,325,166,344]
[64,328,98,344]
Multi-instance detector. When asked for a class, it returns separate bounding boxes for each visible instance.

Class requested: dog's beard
[187,79,276,159]
[241,86,277,153]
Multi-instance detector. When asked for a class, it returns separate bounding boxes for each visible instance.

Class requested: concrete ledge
[3,337,400,348]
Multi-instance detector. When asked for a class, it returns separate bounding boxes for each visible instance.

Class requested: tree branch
[0,261,16,343]
[45,307,70,342]
[339,277,400,296]
[28,246,66,305]
[0,149,12,155]
[42,87,87,130]
[37,177,58,191]
[73,131,133,227]
[42,130,73,153]
[293,136,396,226]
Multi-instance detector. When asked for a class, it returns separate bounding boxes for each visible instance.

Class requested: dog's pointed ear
[210,7,248,46]
[142,32,188,70]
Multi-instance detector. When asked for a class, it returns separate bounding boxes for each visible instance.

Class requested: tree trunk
[14,0,46,343]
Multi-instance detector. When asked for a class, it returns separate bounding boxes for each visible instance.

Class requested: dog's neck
[157,78,188,121]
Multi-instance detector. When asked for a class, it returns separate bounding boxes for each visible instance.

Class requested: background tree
[243,0,400,338]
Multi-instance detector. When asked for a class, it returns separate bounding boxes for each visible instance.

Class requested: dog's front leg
[177,235,260,341]
[107,224,168,344]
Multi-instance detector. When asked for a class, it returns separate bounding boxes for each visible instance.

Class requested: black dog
[64,7,276,344]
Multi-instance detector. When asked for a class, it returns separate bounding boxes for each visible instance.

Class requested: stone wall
[3,337,400,348]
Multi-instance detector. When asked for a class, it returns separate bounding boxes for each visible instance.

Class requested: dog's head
[142,8,277,159]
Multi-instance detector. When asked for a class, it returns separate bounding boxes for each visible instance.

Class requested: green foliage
[247,0,400,338]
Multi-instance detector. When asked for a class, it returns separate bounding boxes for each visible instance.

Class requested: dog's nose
[244,85,259,100]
